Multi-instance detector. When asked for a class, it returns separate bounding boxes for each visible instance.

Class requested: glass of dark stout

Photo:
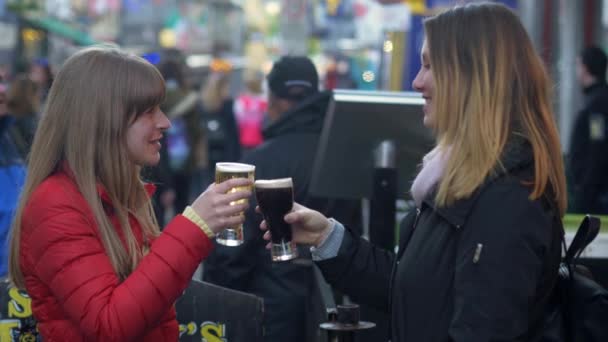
[254,178,297,261]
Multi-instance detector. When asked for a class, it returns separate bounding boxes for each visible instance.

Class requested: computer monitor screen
[309,90,434,200]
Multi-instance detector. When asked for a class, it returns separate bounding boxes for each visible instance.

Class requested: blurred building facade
[0,0,606,151]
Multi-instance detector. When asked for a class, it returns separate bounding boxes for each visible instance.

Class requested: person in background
[0,79,27,279]
[153,58,205,226]
[7,46,252,341]
[234,69,267,154]
[204,56,362,342]
[568,45,608,214]
[261,4,566,341]
[6,74,40,155]
[0,64,11,83]
[28,58,53,106]
[200,63,241,183]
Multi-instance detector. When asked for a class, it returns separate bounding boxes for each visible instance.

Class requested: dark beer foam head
[255,178,293,189]
[216,162,255,173]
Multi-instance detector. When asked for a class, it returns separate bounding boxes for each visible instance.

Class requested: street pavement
[566,232,608,258]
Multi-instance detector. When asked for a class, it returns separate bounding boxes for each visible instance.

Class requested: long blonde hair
[425,3,567,215]
[9,46,165,288]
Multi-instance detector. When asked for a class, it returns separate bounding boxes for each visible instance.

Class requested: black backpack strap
[564,215,600,264]
[563,215,602,341]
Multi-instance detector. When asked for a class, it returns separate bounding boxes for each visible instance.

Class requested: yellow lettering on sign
[187,322,197,335]
[8,288,32,318]
[0,319,21,341]
[179,322,198,336]
[201,321,226,342]
[19,331,37,342]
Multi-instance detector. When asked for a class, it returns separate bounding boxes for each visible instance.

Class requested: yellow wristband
[183,206,215,238]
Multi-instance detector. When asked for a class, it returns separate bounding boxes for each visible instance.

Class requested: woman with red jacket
[7,47,252,341]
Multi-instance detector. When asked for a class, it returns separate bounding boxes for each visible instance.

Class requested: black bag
[542,215,608,342]
[176,280,264,342]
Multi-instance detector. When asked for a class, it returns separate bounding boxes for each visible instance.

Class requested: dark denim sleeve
[315,226,395,313]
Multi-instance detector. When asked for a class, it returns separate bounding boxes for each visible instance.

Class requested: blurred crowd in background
[0,0,607,235]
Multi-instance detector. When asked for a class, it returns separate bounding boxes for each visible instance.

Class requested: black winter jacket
[203,91,361,342]
[317,141,561,342]
[568,81,608,214]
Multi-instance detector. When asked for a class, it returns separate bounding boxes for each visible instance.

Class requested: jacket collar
[422,135,534,227]
[582,81,607,96]
[262,91,331,139]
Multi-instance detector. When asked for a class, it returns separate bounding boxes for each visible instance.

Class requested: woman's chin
[423,114,433,128]
[147,155,161,167]
[133,154,161,167]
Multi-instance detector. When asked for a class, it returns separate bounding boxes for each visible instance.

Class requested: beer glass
[215,162,255,246]
[254,178,297,261]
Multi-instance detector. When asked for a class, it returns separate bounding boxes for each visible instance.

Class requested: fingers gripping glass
[215,162,255,246]
[255,178,297,261]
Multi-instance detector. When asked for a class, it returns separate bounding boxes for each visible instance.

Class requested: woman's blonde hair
[425,3,567,215]
[9,46,165,288]
[201,71,230,113]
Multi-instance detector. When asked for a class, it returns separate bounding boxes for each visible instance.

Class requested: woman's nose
[412,71,423,92]
[158,111,171,129]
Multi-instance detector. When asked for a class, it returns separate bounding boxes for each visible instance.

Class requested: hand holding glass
[215,162,255,246]
[260,202,333,248]
[255,178,297,261]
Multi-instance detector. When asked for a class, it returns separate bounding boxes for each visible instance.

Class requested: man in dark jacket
[203,56,361,342]
[569,45,608,214]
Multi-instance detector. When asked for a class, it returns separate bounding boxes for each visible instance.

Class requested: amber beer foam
[215,162,255,199]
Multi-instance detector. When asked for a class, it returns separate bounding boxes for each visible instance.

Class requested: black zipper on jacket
[412,208,421,230]
[387,207,421,340]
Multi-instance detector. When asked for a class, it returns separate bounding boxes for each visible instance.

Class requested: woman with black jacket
[260,3,567,341]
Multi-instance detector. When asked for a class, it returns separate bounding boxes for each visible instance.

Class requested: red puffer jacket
[19,170,213,341]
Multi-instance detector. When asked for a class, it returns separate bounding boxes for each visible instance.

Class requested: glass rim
[216,162,256,173]
[254,178,293,189]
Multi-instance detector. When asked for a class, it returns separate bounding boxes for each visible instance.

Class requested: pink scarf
[410,147,450,208]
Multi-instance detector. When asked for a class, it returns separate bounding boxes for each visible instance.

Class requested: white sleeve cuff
[310,219,345,261]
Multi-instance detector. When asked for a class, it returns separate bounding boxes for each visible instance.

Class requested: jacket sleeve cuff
[182,206,215,238]
[310,219,345,261]
[161,215,215,261]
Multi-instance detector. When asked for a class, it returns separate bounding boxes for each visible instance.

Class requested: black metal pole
[357,140,396,341]
[327,330,355,342]
[370,140,397,252]
[320,304,375,342]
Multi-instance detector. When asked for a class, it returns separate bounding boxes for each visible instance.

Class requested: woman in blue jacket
[0,82,27,278]
[261,3,567,341]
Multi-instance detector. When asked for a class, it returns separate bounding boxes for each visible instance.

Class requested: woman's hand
[190,178,252,234]
[260,202,332,247]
